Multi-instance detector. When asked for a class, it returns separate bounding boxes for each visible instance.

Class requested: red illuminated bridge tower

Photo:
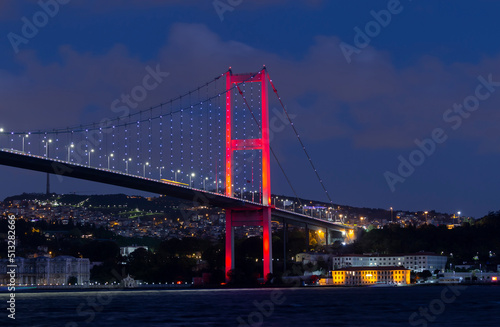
[225,67,273,281]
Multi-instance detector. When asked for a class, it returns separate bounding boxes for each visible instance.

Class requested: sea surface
[1,285,499,326]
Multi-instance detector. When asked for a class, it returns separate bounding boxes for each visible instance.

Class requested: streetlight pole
[203,177,208,190]
[123,158,132,173]
[67,143,74,161]
[22,134,29,152]
[88,149,94,166]
[44,139,52,157]
[143,162,149,177]
[188,173,195,187]
[0,128,4,148]
[108,153,114,169]
[158,166,164,179]
[390,207,393,223]
[173,169,180,182]
[43,139,52,196]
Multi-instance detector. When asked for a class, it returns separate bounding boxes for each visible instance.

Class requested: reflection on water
[1,285,499,326]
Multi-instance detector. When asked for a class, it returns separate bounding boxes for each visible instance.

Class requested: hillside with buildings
[0,193,498,286]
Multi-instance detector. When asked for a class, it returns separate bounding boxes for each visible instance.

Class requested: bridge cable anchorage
[265,71,337,220]
[235,84,302,207]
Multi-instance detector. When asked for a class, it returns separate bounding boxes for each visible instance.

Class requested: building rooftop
[334,266,410,271]
[331,252,443,258]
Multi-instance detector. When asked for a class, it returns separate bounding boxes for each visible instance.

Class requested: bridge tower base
[225,207,272,282]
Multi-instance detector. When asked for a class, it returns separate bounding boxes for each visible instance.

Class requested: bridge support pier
[225,209,235,277]
[225,207,273,282]
[305,224,309,250]
[283,220,288,273]
[262,207,272,279]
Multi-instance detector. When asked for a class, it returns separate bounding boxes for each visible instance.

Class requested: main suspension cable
[266,70,335,213]
[235,84,302,207]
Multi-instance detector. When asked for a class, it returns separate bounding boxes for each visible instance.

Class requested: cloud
[2,22,500,155]
[50,0,324,15]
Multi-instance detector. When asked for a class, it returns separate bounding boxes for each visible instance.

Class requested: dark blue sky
[1,0,500,217]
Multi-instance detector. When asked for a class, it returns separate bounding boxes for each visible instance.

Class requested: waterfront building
[331,252,447,272]
[296,252,447,272]
[0,256,90,285]
[332,266,411,286]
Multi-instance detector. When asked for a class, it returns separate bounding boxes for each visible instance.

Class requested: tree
[67,276,78,285]
[417,270,432,281]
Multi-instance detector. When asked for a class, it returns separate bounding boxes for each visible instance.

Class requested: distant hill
[4,192,459,221]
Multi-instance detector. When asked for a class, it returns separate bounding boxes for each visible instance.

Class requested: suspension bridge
[0,66,354,280]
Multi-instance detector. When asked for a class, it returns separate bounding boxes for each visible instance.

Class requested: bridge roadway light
[43,139,52,157]
[188,173,195,187]
[157,166,165,179]
[123,158,132,173]
[143,162,149,177]
[214,176,221,193]
[67,143,74,161]
[203,177,209,190]
[21,134,29,152]
[108,153,114,169]
[214,179,222,194]
[172,169,181,181]
[87,149,94,166]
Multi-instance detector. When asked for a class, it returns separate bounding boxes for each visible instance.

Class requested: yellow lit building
[332,266,410,286]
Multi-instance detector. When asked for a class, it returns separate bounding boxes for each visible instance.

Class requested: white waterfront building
[331,252,448,272]
[0,256,90,285]
[296,252,448,272]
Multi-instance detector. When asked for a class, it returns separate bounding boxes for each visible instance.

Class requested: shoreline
[1,282,498,294]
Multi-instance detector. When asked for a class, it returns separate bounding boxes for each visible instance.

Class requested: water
[1,285,499,326]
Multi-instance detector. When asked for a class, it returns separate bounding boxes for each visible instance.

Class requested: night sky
[1,0,500,218]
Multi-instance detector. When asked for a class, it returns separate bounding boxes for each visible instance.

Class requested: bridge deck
[0,149,350,231]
